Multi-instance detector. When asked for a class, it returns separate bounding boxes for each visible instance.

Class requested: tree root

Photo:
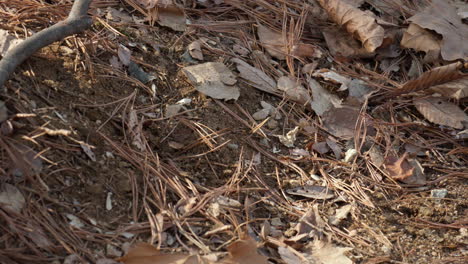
[0,0,93,89]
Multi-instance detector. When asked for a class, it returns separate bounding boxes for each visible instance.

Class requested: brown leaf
[395,61,468,98]
[384,153,414,181]
[257,25,286,60]
[322,105,360,139]
[414,97,468,129]
[317,0,385,52]
[188,40,203,60]
[322,28,373,58]
[400,23,441,60]
[157,4,186,32]
[407,0,468,61]
[277,76,311,105]
[220,236,269,264]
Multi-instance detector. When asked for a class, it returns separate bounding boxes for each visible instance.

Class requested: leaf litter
[2,0,468,263]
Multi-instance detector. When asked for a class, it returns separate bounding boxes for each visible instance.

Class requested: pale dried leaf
[183,62,240,101]
[329,204,353,225]
[188,40,203,60]
[308,78,342,116]
[304,239,353,264]
[313,69,351,91]
[317,0,385,52]
[413,97,468,129]
[232,58,277,93]
[286,185,334,200]
[430,78,468,100]
[277,126,299,148]
[106,7,133,23]
[407,0,468,61]
[277,76,311,104]
[401,23,441,57]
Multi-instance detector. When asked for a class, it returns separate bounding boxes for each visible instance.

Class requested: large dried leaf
[183,62,240,100]
[304,239,353,264]
[232,58,277,94]
[400,23,441,59]
[317,0,385,52]
[413,97,468,129]
[219,236,269,264]
[157,4,186,32]
[407,0,468,61]
[396,61,468,98]
[322,105,360,139]
[308,78,342,116]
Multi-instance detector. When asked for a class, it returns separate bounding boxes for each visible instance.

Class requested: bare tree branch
[0,0,93,89]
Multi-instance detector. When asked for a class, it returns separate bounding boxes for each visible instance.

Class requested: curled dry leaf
[413,97,468,129]
[406,0,468,61]
[317,0,385,52]
[232,58,277,94]
[384,153,414,181]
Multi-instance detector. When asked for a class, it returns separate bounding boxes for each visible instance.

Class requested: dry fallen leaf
[232,58,277,94]
[317,0,385,52]
[322,28,373,58]
[304,239,353,264]
[277,76,311,104]
[0,183,25,213]
[117,243,208,264]
[413,97,468,129]
[127,109,146,151]
[384,153,414,181]
[396,61,468,98]
[313,69,351,91]
[157,4,186,32]
[308,78,342,116]
[286,185,334,200]
[322,104,360,139]
[183,62,240,101]
[220,236,269,264]
[400,23,441,61]
[188,40,203,60]
[406,0,468,61]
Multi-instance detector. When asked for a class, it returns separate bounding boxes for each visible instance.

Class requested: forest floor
[0,0,467,264]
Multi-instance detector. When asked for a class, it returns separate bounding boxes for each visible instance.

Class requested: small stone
[252,108,270,120]
[260,101,273,110]
[166,104,183,118]
[267,119,278,129]
[271,217,283,226]
[431,189,448,199]
[106,244,122,257]
[0,100,7,123]
[227,143,239,150]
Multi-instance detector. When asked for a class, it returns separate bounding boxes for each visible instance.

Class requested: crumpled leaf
[413,97,468,129]
[384,153,414,181]
[317,0,385,52]
[232,58,277,94]
[183,62,240,100]
[313,69,351,91]
[277,126,300,148]
[406,0,468,61]
[304,239,353,264]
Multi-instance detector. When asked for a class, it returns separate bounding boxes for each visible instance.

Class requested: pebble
[431,189,448,199]
[252,108,270,120]
[267,119,278,129]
